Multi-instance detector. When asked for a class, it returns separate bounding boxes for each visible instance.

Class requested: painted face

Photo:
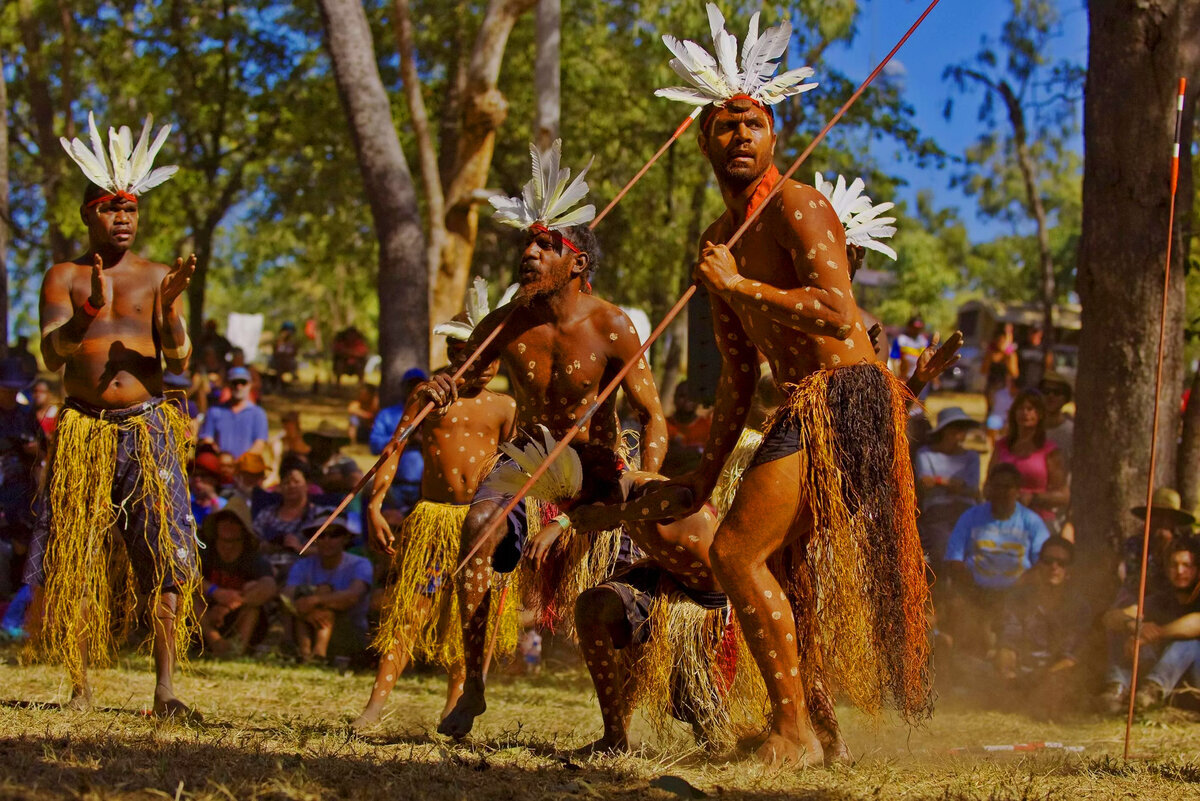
[700,100,776,187]
[84,196,139,251]
[1167,550,1198,591]
[215,516,247,563]
[519,228,580,297]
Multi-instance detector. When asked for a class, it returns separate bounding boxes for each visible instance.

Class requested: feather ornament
[814,171,898,261]
[655,3,817,108]
[489,139,596,232]
[484,425,583,505]
[59,112,178,197]
[432,277,521,341]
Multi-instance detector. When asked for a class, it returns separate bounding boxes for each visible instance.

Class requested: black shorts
[749,414,800,467]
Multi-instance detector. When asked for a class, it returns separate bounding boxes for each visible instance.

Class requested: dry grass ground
[0,646,1198,801]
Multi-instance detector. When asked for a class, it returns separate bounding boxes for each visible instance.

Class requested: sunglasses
[1041,555,1071,567]
[230,379,249,387]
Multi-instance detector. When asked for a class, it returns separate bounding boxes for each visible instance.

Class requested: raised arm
[605,309,667,473]
[39,258,104,372]
[157,255,195,373]
[698,184,858,340]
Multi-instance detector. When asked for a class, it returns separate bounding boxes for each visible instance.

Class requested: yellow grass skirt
[372,500,519,668]
[768,362,932,720]
[26,401,199,685]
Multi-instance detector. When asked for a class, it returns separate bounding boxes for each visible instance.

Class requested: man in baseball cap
[199,365,268,458]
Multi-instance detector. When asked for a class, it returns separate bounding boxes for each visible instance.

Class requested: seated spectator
[304,420,357,490]
[661,381,712,477]
[995,537,1089,718]
[223,451,271,514]
[993,390,1069,528]
[1039,372,1074,464]
[30,379,58,440]
[190,451,228,527]
[198,497,278,657]
[282,516,372,663]
[200,366,269,459]
[347,384,379,445]
[218,451,237,490]
[254,463,320,578]
[1118,487,1195,597]
[943,463,1051,658]
[0,361,38,597]
[915,407,981,567]
[1101,539,1200,713]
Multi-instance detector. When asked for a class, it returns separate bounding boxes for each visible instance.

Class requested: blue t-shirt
[286,552,373,632]
[369,404,405,455]
[200,402,269,458]
[944,502,1050,589]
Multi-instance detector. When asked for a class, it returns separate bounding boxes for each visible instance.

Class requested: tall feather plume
[814,171,898,261]
[484,426,583,504]
[433,277,522,341]
[488,139,596,232]
[60,111,178,197]
[655,3,817,109]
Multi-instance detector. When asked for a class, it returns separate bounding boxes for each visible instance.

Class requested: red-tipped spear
[1124,76,1188,762]
[298,108,704,555]
[454,0,944,577]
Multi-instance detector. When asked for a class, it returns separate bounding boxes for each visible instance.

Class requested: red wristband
[82,298,102,317]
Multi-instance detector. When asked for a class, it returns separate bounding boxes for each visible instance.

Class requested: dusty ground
[0,648,1197,801]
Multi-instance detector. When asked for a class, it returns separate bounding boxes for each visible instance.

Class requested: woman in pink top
[993,389,1069,526]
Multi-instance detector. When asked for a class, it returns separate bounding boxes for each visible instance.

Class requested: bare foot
[152,687,203,723]
[754,731,823,767]
[821,736,852,766]
[436,681,485,739]
[65,686,93,712]
[571,737,629,757]
[351,705,384,733]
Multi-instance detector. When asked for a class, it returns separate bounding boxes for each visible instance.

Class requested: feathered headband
[60,112,179,207]
[814,172,898,261]
[433,276,520,341]
[655,4,817,115]
[482,426,582,505]
[489,139,595,253]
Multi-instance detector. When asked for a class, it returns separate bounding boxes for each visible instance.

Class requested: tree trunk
[431,0,536,328]
[1074,0,1200,571]
[1179,367,1200,513]
[317,0,429,406]
[187,225,217,350]
[0,52,9,357]
[533,0,560,151]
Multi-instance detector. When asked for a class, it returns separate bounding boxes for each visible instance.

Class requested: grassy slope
[0,650,1197,801]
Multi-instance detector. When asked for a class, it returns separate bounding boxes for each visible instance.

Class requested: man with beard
[27,114,201,717]
[406,140,667,738]
[653,7,933,764]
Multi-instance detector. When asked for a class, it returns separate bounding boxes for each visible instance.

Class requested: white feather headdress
[59,112,179,199]
[489,139,596,233]
[483,425,582,505]
[433,277,520,341]
[814,172,898,261]
[655,4,817,109]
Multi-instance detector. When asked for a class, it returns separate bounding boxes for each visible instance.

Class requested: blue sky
[825,0,1088,242]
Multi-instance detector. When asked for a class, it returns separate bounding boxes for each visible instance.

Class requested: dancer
[353,281,518,731]
[655,7,933,764]
[27,113,200,717]
[418,140,668,738]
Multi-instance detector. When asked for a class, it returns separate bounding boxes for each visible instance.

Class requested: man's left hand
[161,254,196,309]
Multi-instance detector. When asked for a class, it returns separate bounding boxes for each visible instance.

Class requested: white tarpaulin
[226,312,264,363]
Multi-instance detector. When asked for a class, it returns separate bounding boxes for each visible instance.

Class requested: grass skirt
[769,362,932,720]
[372,500,519,667]
[26,401,199,685]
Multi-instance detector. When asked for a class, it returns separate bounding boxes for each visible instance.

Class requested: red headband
[86,190,138,208]
[530,223,581,254]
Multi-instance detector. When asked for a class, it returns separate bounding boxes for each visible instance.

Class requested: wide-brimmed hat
[1132,487,1196,528]
[303,420,350,447]
[200,496,259,551]
[0,359,31,390]
[930,407,980,436]
[1038,371,1073,399]
[235,451,267,476]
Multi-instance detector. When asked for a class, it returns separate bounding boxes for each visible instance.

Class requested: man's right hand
[89,253,109,310]
[413,374,458,410]
[369,504,396,557]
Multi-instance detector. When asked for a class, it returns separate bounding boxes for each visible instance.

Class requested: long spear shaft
[454,0,943,577]
[299,110,704,554]
[1124,76,1187,762]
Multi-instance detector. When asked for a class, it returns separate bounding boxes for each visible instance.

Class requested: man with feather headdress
[410,140,668,739]
[652,6,949,766]
[26,113,201,717]
[352,280,518,731]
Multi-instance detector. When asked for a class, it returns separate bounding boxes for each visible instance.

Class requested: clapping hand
[161,254,196,309]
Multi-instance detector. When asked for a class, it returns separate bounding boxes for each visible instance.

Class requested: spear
[298,108,704,554]
[1124,76,1188,762]
[454,0,944,577]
